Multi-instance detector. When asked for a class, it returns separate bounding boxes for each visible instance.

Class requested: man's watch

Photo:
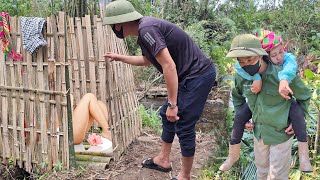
[168,102,177,109]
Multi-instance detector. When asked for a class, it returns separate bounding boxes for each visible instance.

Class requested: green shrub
[139,105,162,134]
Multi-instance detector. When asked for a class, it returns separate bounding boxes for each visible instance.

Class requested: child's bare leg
[72,93,108,144]
[85,116,95,133]
[97,100,111,140]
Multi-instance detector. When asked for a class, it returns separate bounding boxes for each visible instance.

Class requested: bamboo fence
[0,12,141,172]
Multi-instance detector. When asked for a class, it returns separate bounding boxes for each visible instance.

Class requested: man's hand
[245,121,254,131]
[251,80,262,94]
[279,79,293,100]
[285,123,295,135]
[166,106,179,122]
[104,52,122,62]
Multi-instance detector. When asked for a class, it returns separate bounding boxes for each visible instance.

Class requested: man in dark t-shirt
[103,1,216,179]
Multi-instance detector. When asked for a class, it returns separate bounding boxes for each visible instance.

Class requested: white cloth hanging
[21,17,47,54]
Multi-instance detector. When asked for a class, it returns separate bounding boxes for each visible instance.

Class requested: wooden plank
[0,41,5,162]
[65,17,74,99]
[99,0,106,18]
[95,18,107,104]
[50,14,59,169]
[16,17,26,167]
[47,15,55,170]
[57,11,69,169]
[1,40,11,162]
[26,49,34,172]
[36,40,48,167]
[85,15,97,96]
[55,12,63,167]
[68,17,81,105]
[75,154,112,163]
[75,17,87,97]
[9,16,19,166]
[92,15,99,98]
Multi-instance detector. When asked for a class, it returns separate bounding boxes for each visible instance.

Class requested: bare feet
[153,156,171,169]
[101,130,112,140]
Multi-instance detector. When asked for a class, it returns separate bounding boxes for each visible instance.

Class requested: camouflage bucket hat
[102,0,143,25]
[226,34,268,58]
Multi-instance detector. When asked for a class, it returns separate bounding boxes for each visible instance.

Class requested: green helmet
[226,34,268,58]
[103,0,143,25]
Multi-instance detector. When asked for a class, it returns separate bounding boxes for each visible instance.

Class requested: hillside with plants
[1,0,319,179]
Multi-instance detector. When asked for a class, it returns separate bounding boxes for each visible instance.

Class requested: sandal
[141,158,172,172]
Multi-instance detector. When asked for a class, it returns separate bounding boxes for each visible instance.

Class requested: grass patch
[139,105,162,134]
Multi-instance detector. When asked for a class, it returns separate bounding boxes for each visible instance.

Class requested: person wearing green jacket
[225,34,311,179]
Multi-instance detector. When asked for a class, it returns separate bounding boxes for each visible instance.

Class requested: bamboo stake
[9,16,19,166]
[47,15,58,170]
[75,151,113,157]
[85,15,97,96]
[1,39,11,162]
[75,154,112,163]
[92,15,99,98]
[52,14,62,167]
[52,14,60,168]
[95,18,107,104]
[65,17,74,99]
[0,42,5,163]
[58,11,70,169]
[68,17,81,104]
[63,13,76,169]
[16,17,26,167]
[37,45,48,165]
[75,17,87,97]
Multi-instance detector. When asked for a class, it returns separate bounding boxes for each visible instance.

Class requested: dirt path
[24,129,216,180]
[108,131,216,180]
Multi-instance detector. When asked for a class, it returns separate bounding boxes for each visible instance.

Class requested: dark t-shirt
[137,17,213,82]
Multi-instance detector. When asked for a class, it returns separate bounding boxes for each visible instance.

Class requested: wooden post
[99,0,106,18]
[76,17,87,97]
[63,14,76,169]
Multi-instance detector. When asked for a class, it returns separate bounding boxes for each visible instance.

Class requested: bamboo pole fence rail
[0,12,141,172]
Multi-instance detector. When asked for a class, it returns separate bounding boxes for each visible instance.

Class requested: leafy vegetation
[139,105,162,135]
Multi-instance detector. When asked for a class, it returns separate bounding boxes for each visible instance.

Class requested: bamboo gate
[0,12,141,172]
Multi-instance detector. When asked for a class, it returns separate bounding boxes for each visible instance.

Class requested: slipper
[142,158,172,172]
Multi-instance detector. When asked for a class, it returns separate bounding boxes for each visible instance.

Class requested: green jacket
[232,61,311,145]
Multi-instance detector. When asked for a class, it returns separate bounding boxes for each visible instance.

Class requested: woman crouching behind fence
[71,93,111,145]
